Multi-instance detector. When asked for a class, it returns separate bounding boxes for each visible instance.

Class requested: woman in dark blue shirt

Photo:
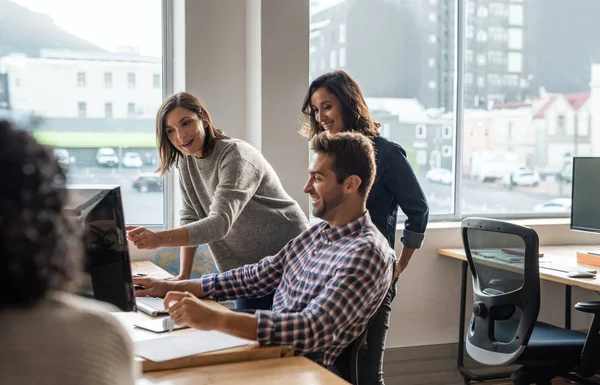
[300,70,429,385]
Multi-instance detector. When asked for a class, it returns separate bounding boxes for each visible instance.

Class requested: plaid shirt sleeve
[200,237,296,301]
[254,242,393,355]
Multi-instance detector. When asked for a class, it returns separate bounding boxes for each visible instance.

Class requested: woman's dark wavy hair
[299,70,380,139]
[0,119,81,310]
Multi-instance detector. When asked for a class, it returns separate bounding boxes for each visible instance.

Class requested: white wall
[174,0,600,349]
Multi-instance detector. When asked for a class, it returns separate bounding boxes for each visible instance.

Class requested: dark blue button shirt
[366,136,429,249]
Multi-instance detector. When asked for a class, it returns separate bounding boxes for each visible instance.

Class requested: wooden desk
[131,260,173,280]
[137,356,349,385]
[438,245,600,292]
[125,261,293,373]
[437,244,600,384]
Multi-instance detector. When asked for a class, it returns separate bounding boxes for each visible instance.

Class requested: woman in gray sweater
[0,120,135,385]
[127,92,308,310]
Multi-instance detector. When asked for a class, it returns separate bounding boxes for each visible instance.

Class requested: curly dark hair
[300,70,380,139]
[0,119,81,310]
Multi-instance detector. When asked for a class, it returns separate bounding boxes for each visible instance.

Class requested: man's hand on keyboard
[133,277,172,297]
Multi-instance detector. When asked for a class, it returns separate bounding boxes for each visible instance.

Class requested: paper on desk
[134,330,254,362]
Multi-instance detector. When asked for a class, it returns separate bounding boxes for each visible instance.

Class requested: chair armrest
[575,301,600,314]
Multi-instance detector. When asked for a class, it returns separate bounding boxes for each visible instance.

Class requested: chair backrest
[462,217,540,366]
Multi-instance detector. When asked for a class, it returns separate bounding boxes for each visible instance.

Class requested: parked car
[533,198,571,213]
[53,148,75,168]
[559,162,573,183]
[425,168,452,185]
[133,173,163,193]
[122,152,143,168]
[96,147,119,168]
[503,169,541,187]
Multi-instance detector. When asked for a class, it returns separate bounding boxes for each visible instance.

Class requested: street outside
[422,177,571,215]
[64,164,572,226]
[66,164,163,225]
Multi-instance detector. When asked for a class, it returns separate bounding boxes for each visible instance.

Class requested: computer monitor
[65,185,136,312]
[570,157,600,234]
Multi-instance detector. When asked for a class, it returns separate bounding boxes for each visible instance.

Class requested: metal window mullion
[162,0,175,229]
[453,0,466,221]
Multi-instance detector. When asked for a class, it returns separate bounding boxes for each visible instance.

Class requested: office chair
[462,217,600,385]
[236,306,376,385]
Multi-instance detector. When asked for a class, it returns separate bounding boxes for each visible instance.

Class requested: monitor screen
[570,157,600,233]
[65,185,136,311]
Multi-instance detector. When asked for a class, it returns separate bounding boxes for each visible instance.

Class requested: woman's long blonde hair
[155,92,230,175]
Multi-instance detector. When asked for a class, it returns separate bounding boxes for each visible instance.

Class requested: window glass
[0,0,164,225]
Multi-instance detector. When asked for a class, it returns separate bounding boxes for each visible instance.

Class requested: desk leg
[565,285,572,330]
[457,261,514,385]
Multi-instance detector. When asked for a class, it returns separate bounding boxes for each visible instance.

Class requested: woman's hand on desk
[133,277,173,297]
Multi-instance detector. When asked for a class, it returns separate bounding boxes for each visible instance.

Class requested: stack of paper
[134,330,254,362]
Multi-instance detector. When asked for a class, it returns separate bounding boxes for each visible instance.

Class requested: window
[339,24,346,44]
[319,1,457,217]
[128,72,136,88]
[489,27,508,41]
[476,54,486,66]
[466,25,474,39]
[77,72,86,87]
[416,124,427,139]
[309,0,596,221]
[128,102,136,117]
[153,73,160,89]
[558,115,566,132]
[105,102,113,118]
[78,101,87,117]
[0,0,164,225]
[508,5,524,25]
[104,72,113,88]
[489,3,507,16]
[465,49,473,63]
[442,126,453,139]
[508,28,523,50]
[442,145,452,157]
[339,48,346,68]
[507,52,523,73]
[476,30,488,42]
[488,51,504,64]
[329,50,337,69]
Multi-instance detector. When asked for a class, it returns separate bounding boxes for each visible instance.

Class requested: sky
[11,0,162,57]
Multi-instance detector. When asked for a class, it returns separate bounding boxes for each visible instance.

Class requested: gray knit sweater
[0,293,134,385]
[179,138,308,272]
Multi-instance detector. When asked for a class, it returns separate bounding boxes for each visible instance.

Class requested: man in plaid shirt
[135,132,396,367]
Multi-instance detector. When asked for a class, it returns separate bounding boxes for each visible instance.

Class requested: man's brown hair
[310,131,376,197]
